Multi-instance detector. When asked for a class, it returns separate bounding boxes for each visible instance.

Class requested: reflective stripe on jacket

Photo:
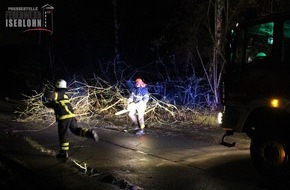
[52,90,75,120]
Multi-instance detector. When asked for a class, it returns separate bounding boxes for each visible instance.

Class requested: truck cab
[219,11,290,177]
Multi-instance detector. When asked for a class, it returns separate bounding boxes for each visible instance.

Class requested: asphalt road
[1,99,290,190]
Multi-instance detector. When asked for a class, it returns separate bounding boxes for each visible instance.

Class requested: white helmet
[55,79,67,89]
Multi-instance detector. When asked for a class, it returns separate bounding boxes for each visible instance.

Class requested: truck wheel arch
[243,108,290,138]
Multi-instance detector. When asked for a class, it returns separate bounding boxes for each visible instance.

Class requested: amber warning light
[270,99,279,108]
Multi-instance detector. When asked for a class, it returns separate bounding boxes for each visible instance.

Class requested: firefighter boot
[56,150,69,160]
[136,124,145,135]
[136,129,145,135]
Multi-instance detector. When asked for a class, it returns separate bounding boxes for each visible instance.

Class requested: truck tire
[250,137,290,178]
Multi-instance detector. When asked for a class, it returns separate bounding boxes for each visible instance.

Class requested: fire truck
[219,11,290,178]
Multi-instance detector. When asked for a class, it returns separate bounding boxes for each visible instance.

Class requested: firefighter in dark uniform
[43,79,98,160]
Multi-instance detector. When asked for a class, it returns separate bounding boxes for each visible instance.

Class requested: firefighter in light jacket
[127,78,150,135]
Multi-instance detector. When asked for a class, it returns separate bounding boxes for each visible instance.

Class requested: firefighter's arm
[127,92,134,103]
[42,89,55,108]
[142,94,149,103]
[141,88,150,103]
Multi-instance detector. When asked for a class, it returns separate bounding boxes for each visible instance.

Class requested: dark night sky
[1,0,174,67]
[0,0,177,97]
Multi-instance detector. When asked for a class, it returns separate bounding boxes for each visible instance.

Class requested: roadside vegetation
[14,76,218,130]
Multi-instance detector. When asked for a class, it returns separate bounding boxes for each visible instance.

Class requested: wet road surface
[1,113,290,190]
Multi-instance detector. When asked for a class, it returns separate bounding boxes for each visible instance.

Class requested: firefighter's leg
[57,120,69,159]
[69,118,99,142]
[136,106,146,135]
[128,104,138,128]
[138,111,145,129]
[137,103,146,129]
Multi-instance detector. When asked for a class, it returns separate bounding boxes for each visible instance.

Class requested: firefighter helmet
[55,79,67,89]
[135,78,143,84]
[135,78,146,87]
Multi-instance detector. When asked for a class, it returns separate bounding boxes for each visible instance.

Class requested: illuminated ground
[0,98,251,190]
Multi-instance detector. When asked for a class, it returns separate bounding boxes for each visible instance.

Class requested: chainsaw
[115,109,130,115]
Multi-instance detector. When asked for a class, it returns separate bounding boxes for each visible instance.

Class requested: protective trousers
[58,118,94,152]
[128,102,147,129]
